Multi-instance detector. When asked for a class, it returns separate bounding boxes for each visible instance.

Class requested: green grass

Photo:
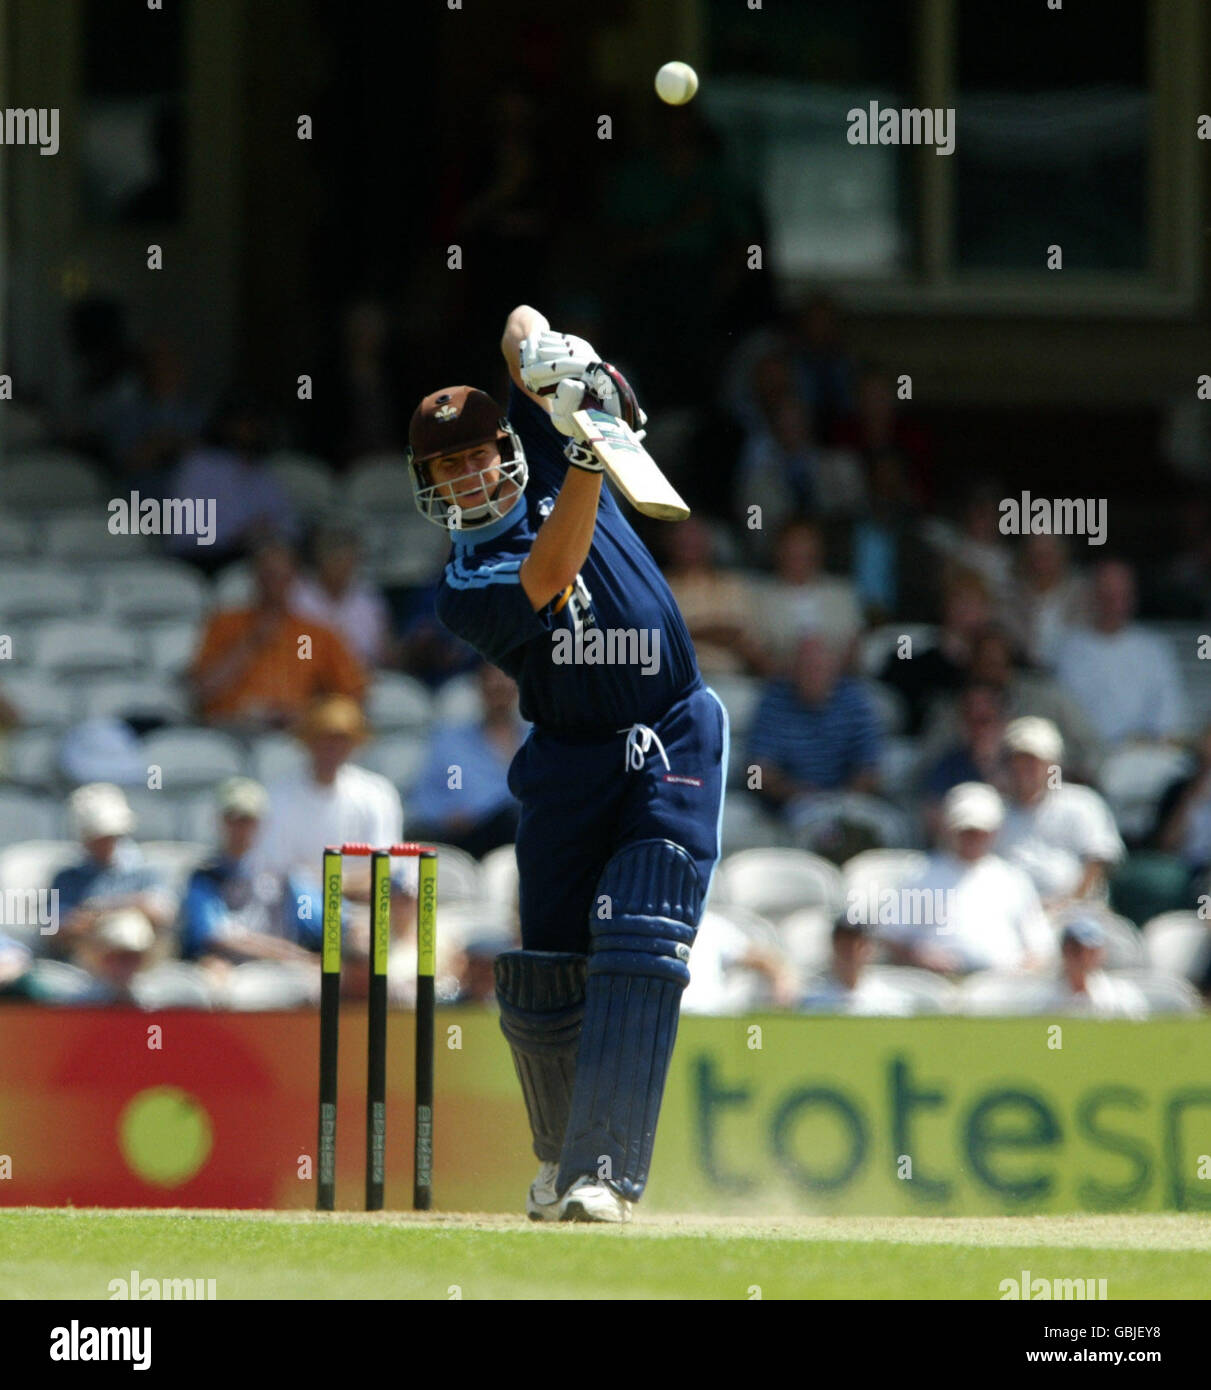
[2,1210,1208,1299]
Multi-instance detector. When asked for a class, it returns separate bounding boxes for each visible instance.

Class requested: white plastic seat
[707,673,760,747]
[417,842,482,903]
[213,563,254,609]
[249,734,308,787]
[2,672,78,729]
[44,512,153,560]
[222,960,319,1011]
[712,846,845,923]
[122,789,190,841]
[718,791,790,855]
[347,455,412,511]
[1097,744,1195,842]
[1142,911,1210,982]
[268,452,336,517]
[0,838,80,893]
[366,673,432,733]
[959,971,1054,1016]
[3,729,60,787]
[777,904,835,975]
[0,790,60,843]
[99,562,210,621]
[33,619,142,673]
[3,452,104,510]
[364,511,450,585]
[0,565,91,620]
[479,843,519,920]
[863,964,960,1014]
[140,728,245,788]
[843,848,932,913]
[360,736,427,791]
[1108,969,1201,1015]
[142,620,202,674]
[432,674,482,725]
[84,676,189,725]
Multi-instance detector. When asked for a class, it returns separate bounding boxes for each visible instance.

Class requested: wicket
[317,841,438,1212]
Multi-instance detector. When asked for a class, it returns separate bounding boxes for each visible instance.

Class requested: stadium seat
[140,728,245,789]
[859,678,908,736]
[141,619,202,674]
[1,672,78,729]
[790,792,915,856]
[958,971,1053,1016]
[717,790,790,855]
[132,962,217,1010]
[249,734,308,786]
[478,843,519,921]
[347,454,413,511]
[3,452,105,510]
[44,512,153,560]
[863,965,960,1014]
[221,960,320,1011]
[138,839,210,893]
[879,735,923,801]
[1107,969,1202,1015]
[0,838,79,893]
[0,565,91,620]
[268,451,337,518]
[366,672,433,733]
[707,673,760,749]
[123,789,191,842]
[777,904,835,974]
[712,846,845,923]
[360,735,427,791]
[0,790,61,843]
[432,673,483,725]
[213,562,254,609]
[859,623,939,678]
[364,511,451,585]
[1141,911,1210,982]
[1097,743,1195,843]
[85,676,190,726]
[842,848,930,909]
[3,729,60,789]
[33,619,142,673]
[99,562,211,622]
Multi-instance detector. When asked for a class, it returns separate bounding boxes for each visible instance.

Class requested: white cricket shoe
[525,1161,563,1221]
[559,1175,633,1224]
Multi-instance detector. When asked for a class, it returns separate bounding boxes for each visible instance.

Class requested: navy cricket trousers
[507,680,729,952]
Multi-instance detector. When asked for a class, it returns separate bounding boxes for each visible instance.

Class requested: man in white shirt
[1034,917,1149,1020]
[879,782,1057,976]
[252,695,407,964]
[1055,560,1185,745]
[996,717,1124,907]
[800,916,918,1016]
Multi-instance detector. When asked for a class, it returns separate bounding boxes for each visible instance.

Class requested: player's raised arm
[501,305,551,407]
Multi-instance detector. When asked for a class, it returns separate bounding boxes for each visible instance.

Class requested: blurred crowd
[2,93,1209,1020]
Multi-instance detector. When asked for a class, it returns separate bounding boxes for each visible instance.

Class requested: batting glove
[549,378,587,438]
[520,330,600,395]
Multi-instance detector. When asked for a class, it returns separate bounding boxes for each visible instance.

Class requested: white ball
[655,61,699,107]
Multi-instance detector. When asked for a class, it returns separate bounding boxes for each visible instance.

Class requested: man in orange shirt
[190,539,367,729]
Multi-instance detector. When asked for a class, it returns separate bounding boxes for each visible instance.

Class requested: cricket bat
[571,408,690,522]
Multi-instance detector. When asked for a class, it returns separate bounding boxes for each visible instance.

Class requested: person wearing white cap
[878,782,1057,976]
[996,716,1124,908]
[179,777,315,966]
[47,783,176,961]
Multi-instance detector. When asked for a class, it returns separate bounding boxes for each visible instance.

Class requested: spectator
[1033,918,1148,1019]
[786,290,857,443]
[918,625,1102,782]
[948,481,1015,617]
[748,631,882,821]
[664,516,768,677]
[62,909,162,1005]
[879,783,1056,977]
[1055,560,1186,745]
[408,664,526,858]
[291,524,392,669]
[735,393,866,557]
[179,778,317,964]
[1011,533,1091,670]
[1153,722,1211,884]
[165,391,297,572]
[755,517,863,664]
[919,683,1008,838]
[105,336,206,488]
[833,364,933,504]
[879,567,992,735]
[799,916,917,1016]
[48,784,176,962]
[996,717,1124,909]
[189,539,366,730]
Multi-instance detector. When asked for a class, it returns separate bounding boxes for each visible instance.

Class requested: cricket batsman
[407,304,728,1222]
